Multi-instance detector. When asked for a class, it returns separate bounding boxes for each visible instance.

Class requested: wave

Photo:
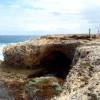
[0,43,8,60]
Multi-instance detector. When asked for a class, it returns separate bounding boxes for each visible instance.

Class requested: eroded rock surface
[53,42,100,100]
[25,76,64,100]
[3,36,81,67]
[3,36,82,79]
[1,35,100,100]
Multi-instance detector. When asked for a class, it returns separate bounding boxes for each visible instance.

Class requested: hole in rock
[28,51,72,79]
[41,51,72,79]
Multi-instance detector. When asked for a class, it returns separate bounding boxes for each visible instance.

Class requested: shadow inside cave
[41,51,72,79]
[28,50,72,79]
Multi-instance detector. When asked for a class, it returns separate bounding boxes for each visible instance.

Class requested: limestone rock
[3,35,100,100]
[53,43,100,100]
[3,36,81,68]
[25,76,64,100]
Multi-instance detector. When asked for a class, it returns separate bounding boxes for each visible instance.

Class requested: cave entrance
[41,51,72,79]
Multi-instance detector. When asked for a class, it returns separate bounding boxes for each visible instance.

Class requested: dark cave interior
[28,50,72,79]
[40,51,72,79]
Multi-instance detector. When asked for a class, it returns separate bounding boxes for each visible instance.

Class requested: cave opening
[28,50,72,79]
[40,51,72,79]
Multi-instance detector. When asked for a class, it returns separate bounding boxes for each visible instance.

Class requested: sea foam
[0,43,7,60]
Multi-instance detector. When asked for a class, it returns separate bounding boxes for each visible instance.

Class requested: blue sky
[0,0,100,35]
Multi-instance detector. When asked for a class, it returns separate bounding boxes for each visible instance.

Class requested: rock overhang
[3,38,82,68]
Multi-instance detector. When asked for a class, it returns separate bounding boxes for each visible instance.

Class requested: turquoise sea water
[0,35,39,60]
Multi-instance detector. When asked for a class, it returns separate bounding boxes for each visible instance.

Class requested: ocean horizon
[0,35,39,60]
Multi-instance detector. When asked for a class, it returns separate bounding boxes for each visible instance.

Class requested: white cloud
[0,0,100,34]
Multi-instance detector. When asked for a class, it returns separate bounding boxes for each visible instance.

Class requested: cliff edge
[1,35,100,100]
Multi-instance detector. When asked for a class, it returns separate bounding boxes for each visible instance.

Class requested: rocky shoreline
[0,35,100,99]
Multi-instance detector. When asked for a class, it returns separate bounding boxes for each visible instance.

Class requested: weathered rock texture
[3,36,83,80]
[52,42,100,100]
[3,37,81,68]
[25,76,64,100]
[2,35,100,100]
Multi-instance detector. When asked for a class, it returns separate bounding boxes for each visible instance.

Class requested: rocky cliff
[3,36,82,79]
[52,41,100,100]
[3,36,81,67]
[1,35,100,100]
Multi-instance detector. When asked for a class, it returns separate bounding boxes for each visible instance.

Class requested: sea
[0,35,39,60]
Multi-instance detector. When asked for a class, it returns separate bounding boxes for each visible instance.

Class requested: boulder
[25,76,64,99]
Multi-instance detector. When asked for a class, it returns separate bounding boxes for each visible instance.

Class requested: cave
[40,51,72,79]
[28,50,73,79]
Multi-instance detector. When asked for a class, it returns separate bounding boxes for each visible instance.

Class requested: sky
[0,0,100,35]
